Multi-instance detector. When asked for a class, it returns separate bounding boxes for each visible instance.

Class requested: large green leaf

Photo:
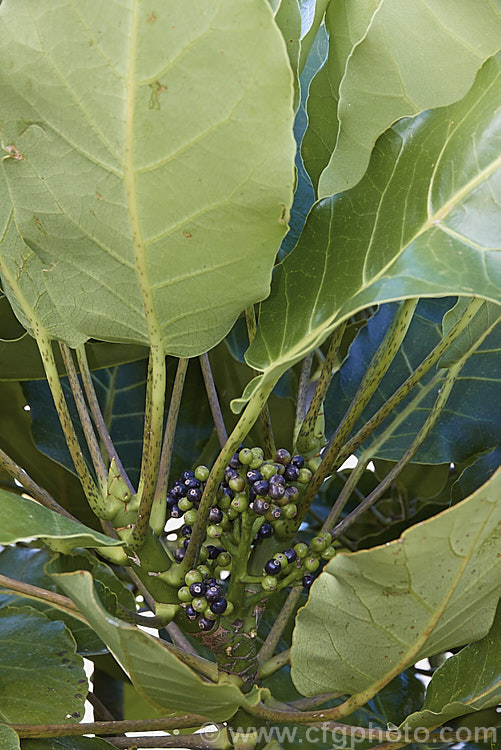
[54,569,245,722]
[290,468,501,697]
[0,490,124,552]
[310,0,501,197]
[0,0,295,354]
[0,547,105,655]
[324,299,501,463]
[402,603,501,730]
[0,606,86,723]
[236,53,501,410]
[0,292,148,381]
[0,726,20,750]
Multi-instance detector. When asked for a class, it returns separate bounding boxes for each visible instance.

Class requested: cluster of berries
[261,531,335,592]
[177,569,231,631]
[165,447,317,630]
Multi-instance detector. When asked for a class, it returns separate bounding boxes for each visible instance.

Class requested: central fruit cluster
[163,446,330,632]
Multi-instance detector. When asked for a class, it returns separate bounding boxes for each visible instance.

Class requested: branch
[0,573,88,623]
[75,345,134,494]
[60,342,108,493]
[151,357,189,533]
[257,586,302,663]
[199,353,227,448]
[9,716,211,739]
[0,447,78,521]
[293,352,313,446]
[106,733,229,749]
[257,648,290,679]
[246,305,275,457]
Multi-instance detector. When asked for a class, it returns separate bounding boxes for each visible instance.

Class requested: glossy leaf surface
[54,570,245,722]
[309,0,501,196]
[0,606,85,723]
[237,54,501,410]
[291,469,501,697]
[402,603,501,729]
[0,0,295,354]
[0,491,123,552]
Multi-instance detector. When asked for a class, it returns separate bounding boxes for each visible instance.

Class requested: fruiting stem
[151,357,189,532]
[297,299,418,524]
[245,305,276,457]
[335,296,486,466]
[59,342,108,493]
[257,648,291,679]
[296,322,346,452]
[75,345,134,494]
[9,717,213,739]
[320,457,370,533]
[293,352,313,445]
[184,379,276,570]
[199,353,228,448]
[257,586,302,663]
[0,447,77,521]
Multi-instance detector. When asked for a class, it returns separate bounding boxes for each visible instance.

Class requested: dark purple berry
[253,498,270,515]
[185,604,198,621]
[257,522,274,539]
[302,573,315,589]
[275,448,291,465]
[269,473,285,485]
[181,470,195,481]
[206,577,217,587]
[206,545,220,560]
[210,597,228,615]
[284,464,300,482]
[291,455,305,468]
[253,479,269,496]
[172,483,187,498]
[184,477,201,489]
[173,547,185,562]
[229,453,241,469]
[268,482,285,501]
[170,505,182,518]
[264,559,282,576]
[285,485,299,500]
[198,616,216,632]
[166,493,178,509]
[224,467,239,481]
[189,582,205,597]
[246,469,263,485]
[183,538,190,548]
[284,548,297,564]
[222,486,234,500]
[181,524,192,537]
[187,487,202,503]
[248,486,256,502]
[208,507,223,524]
[205,585,221,603]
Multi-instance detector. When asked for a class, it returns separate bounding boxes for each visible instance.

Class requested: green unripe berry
[304,556,320,573]
[310,532,332,553]
[274,552,288,570]
[177,586,192,603]
[197,564,211,578]
[217,551,231,567]
[321,546,336,560]
[249,456,263,469]
[261,463,277,480]
[227,506,239,520]
[224,600,234,616]
[184,509,198,525]
[229,475,245,493]
[262,575,279,592]
[281,503,297,519]
[265,505,281,522]
[298,468,313,484]
[198,546,209,563]
[307,457,322,473]
[185,569,203,586]
[218,494,231,510]
[207,524,222,539]
[231,493,248,513]
[252,447,264,459]
[195,465,210,482]
[178,497,193,512]
[192,597,208,613]
[239,448,253,465]
[294,543,308,558]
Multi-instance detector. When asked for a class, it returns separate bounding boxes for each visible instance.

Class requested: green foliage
[0,2,499,748]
